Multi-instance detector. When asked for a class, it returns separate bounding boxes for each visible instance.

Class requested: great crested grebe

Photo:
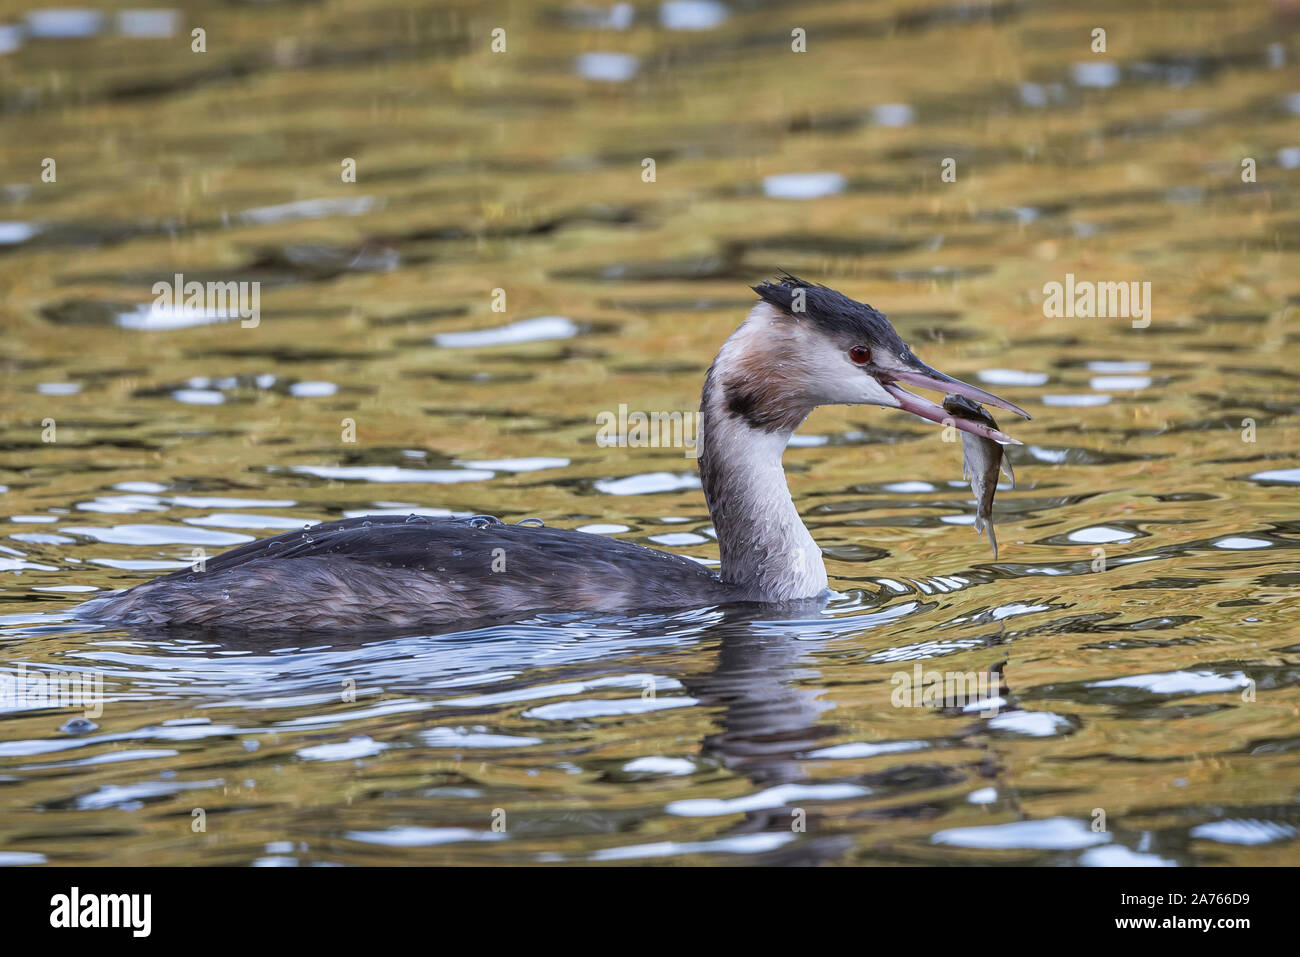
[76,276,1030,632]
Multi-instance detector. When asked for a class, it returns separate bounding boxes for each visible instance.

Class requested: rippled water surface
[1,0,1299,865]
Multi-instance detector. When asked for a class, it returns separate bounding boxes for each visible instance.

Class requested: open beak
[879,358,1031,446]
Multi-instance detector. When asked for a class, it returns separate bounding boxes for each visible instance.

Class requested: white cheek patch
[803,346,898,407]
[843,356,898,406]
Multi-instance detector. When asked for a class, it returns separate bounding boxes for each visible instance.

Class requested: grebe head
[697,275,1032,601]
[732,275,1031,441]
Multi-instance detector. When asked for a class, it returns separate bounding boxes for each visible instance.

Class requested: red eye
[849,346,871,365]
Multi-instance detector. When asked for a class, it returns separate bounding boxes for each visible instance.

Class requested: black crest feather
[751,274,904,349]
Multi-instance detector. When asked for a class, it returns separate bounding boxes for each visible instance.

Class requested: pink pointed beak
[880,361,1031,446]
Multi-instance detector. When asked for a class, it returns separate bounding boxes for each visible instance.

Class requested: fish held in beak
[941,393,1016,559]
[878,355,1029,446]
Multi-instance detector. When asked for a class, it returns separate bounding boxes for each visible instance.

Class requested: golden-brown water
[1,0,1298,865]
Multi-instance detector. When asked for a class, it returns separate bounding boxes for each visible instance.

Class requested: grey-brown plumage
[76,515,737,632]
[942,394,1015,558]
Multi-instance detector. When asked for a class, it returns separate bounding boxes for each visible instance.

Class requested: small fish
[942,393,1015,558]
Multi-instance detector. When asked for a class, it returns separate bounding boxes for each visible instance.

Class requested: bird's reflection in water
[681,609,1025,864]
[678,602,856,864]
[45,598,1019,864]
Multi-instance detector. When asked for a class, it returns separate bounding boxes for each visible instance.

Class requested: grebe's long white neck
[698,303,829,600]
